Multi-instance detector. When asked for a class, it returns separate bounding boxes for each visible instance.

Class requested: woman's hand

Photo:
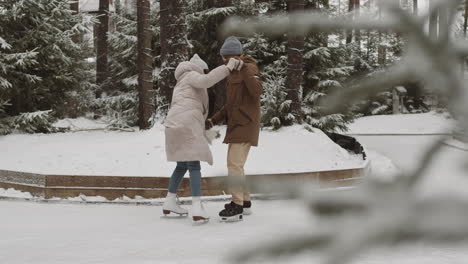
[226,58,244,71]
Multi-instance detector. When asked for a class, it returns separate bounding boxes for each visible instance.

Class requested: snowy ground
[1,113,468,263]
[2,112,453,177]
[0,123,363,177]
[347,112,454,134]
[350,112,468,198]
[1,199,468,264]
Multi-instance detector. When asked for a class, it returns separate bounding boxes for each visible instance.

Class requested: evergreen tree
[100,1,160,128]
[96,0,110,96]
[286,0,305,124]
[0,0,95,131]
[159,0,189,107]
[429,0,438,41]
[136,0,153,129]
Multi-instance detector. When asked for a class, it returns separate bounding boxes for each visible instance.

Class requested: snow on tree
[159,0,189,108]
[100,1,160,128]
[136,0,153,129]
[0,0,95,134]
[285,0,306,124]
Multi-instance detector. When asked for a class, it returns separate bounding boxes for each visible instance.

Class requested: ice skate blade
[192,216,210,224]
[162,209,188,217]
[243,208,252,215]
[220,214,243,222]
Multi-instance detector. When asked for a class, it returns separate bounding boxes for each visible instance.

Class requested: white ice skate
[162,192,188,217]
[191,197,210,223]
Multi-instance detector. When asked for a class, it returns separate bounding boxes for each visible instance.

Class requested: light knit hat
[189,54,209,71]
[220,36,243,56]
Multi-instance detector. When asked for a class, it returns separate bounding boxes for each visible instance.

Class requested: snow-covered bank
[0,124,364,177]
[348,112,454,134]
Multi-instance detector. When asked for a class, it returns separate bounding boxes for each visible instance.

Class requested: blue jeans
[168,161,202,197]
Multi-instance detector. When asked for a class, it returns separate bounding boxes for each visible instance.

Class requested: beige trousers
[227,143,252,206]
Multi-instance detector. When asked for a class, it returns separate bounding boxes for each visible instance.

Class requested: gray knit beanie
[220,36,243,56]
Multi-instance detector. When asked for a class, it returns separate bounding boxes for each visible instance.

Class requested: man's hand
[205,119,214,130]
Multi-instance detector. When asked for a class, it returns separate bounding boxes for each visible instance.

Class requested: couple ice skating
[162,36,262,223]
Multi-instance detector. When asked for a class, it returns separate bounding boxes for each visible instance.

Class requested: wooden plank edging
[0,163,369,200]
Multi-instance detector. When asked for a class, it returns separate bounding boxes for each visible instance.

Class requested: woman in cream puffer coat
[162,54,243,223]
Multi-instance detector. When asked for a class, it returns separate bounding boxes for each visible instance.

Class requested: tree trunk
[438,5,449,42]
[286,0,305,124]
[159,0,189,108]
[346,0,354,44]
[70,1,81,43]
[377,4,386,65]
[96,0,109,97]
[464,0,468,38]
[428,0,438,41]
[354,0,361,53]
[366,29,371,61]
[413,0,418,14]
[137,0,153,129]
[338,0,344,45]
[462,0,468,73]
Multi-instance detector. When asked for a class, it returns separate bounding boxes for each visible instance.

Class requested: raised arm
[186,65,230,89]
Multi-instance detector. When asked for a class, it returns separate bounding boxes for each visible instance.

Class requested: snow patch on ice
[0,188,33,199]
[348,112,454,134]
[53,117,109,131]
[366,150,400,181]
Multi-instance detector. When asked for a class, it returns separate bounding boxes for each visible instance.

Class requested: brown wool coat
[211,55,263,146]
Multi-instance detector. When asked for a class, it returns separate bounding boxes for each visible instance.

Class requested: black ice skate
[224,201,252,215]
[219,202,243,222]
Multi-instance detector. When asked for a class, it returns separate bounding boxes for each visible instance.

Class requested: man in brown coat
[206,36,262,221]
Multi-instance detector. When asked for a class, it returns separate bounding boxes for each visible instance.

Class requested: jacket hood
[189,54,209,70]
[174,61,204,82]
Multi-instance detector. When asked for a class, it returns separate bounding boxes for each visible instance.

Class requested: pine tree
[286,0,305,124]
[0,0,94,119]
[96,0,110,97]
[159,0,189,107]
[429,0,438,41]
[354,0,361,54]
[136,0,153,129]
[463,0,468,72]
[346,0,354,44]
[101,1,160,127]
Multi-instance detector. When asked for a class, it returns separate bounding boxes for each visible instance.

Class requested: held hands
[205,119,214,130]
[226,58,244,72]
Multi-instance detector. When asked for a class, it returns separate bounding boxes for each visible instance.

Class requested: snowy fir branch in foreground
[221,0,468,263]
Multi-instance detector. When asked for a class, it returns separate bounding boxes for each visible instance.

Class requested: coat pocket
[231,106,252,126]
